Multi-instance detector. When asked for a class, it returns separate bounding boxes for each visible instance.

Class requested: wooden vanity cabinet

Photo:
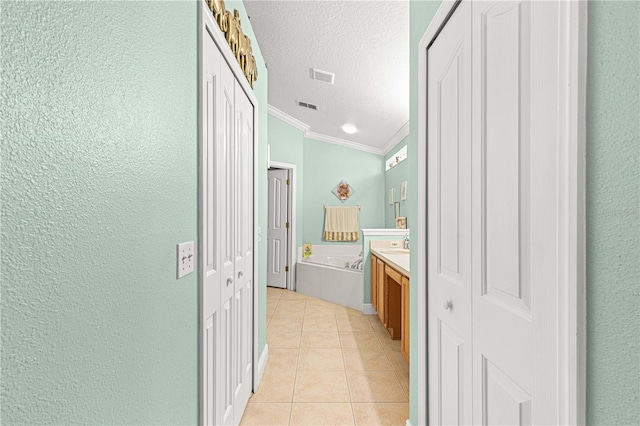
[369,251,410,363]
[370,254,378,312]
[376,257,386,326]
[385,265,402,340]
[401,275,410,362]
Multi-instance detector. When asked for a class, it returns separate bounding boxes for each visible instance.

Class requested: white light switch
[257,227,262,243]
[177,241,195,278]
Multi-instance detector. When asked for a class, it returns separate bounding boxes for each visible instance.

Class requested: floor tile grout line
[290,300,305,410]
[288,305,303,426]
[396,367,410,400]
[337,305,357,425]
[369,314,410,402]
[340,327,355,407]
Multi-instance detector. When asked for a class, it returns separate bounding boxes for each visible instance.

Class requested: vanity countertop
[370,248,410,276]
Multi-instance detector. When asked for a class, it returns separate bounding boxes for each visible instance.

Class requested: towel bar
[323,204,361,210]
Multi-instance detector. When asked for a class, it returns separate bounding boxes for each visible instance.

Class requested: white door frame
[269,161,297,291]
[198,2,261,423]
[416,1,587,424]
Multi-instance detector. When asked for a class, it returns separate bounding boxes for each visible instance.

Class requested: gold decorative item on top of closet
[206,0,258,88]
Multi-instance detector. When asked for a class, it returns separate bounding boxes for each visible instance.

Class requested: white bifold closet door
[219,49,236,426]
[201,23,222,426]
[429,1,571,424]
[427,1,473,423]
[233,77,254,424]
[201,12,254,426]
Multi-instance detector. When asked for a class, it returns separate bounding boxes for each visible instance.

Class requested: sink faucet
[403,233,410,250]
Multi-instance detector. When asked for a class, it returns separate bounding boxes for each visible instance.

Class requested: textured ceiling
[243,0,409,153]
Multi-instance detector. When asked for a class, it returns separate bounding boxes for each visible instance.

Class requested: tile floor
[240,287,409,425]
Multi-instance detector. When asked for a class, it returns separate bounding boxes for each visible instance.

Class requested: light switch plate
[177,241,195,278]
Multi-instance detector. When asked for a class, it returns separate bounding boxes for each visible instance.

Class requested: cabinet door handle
[226,278,233,286]
[238,271,243,278]
[444,300,452,310]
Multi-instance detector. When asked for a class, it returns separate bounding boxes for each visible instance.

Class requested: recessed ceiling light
[342,124,358,134]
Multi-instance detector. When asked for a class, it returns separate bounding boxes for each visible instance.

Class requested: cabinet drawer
[385,264,402,283]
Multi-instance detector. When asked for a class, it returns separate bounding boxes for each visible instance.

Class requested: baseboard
[362,303,376,315]
[255,344,268,390]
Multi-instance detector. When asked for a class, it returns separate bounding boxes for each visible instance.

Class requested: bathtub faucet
[403,233,410,250]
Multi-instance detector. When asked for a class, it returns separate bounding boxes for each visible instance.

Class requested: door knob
[444,300,452,310]
[226,278,233,286]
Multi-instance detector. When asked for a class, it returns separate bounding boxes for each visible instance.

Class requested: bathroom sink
[379,248,410,254]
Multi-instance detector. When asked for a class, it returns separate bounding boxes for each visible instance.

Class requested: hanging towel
[324,206,360,241]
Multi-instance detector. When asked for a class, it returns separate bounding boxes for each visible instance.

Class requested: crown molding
[304,131,383,155]
[267,103,409,157]
[381,121,410,156]
[267,105,309,132]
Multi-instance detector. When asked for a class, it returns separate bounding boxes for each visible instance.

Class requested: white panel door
[219,57,236,426]
[267,169,288,289]
[471,1,562,424]
[200,25,222,426]
[201,5,258,425]
[427,1,473,424]
[233,79,254,421]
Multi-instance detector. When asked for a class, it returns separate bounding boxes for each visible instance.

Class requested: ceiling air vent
[297,101,318,111]
[311,68,335,85]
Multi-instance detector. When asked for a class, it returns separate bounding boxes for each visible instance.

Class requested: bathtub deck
[296,260,363,311]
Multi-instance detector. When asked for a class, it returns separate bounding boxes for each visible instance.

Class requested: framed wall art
[332,179,354,202]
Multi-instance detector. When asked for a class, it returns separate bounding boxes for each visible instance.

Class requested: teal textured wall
[586,2,639,424]
[269,117,387,248]
[1,2,199,423]
[269,115,398,304]
[1,0,269,423]
[267,115,305,248]
[384,138,409,228]
[302,137,385,245]
[408,1,640,424]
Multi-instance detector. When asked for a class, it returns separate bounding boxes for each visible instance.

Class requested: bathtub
[296,253,363,311]
[303,254,361,270]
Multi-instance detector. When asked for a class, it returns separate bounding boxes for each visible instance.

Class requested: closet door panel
[200,26,222,426]
[219,58,236,426]
[427,1,473,424]
[232,80,245,406]
[472,1,563,424]
[482,0,532,317]
[233,81,254,421]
